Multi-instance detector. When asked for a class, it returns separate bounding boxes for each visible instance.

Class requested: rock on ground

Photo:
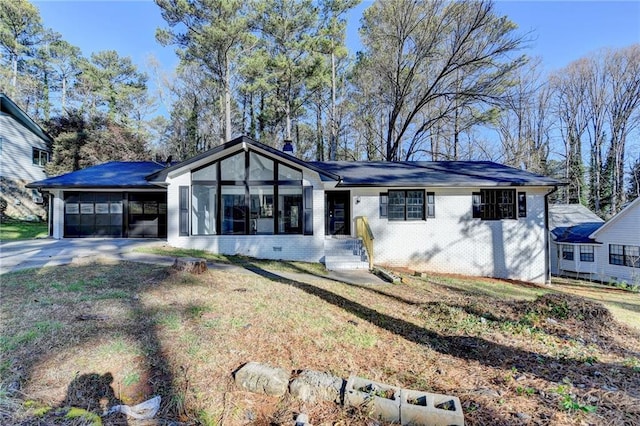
[171,257,207,274]
[234,362,290,396]
[289,370,345,403]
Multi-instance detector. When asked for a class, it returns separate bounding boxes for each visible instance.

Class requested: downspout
[47,191,53,237]
[545,186,559,284]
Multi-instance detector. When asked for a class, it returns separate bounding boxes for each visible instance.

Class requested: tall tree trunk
[316,101,324,160]
[11,56,18,94]
[329,51,337,161]
[224,61,232,142]
[285,100,292,142]
[61,76,67,112]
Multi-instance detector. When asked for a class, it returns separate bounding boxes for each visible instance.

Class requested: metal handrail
[355,216,374,269]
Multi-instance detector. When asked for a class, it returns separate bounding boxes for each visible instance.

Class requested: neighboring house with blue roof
[29,136,563,283]
[549,204,604,279]
[0,93,53,220]
[549,200,640,285]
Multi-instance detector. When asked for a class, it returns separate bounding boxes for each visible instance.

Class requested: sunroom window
[190,150,308,236]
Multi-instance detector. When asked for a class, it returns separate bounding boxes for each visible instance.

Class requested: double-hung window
[579,245,594,262]
[562,245,574,261]
[387,190,425,221]
[32,148,49,166]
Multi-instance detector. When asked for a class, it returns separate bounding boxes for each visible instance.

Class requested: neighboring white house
[589,197,640,285]
[0,93,53,220]
[29,136,562,284]
[549,200,640,285]
[549,204,604,279]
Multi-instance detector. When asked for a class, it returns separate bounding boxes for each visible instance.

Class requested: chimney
[283,139,294,154]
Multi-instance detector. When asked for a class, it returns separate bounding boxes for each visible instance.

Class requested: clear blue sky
[34,0,639,86]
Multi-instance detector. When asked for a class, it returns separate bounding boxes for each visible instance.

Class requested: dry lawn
[1,259,639,425]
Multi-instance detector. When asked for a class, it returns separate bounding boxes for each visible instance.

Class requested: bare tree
[354,0,526,161]
[604,45,640,212]
[495,59,552,173]
[550,59,590,204]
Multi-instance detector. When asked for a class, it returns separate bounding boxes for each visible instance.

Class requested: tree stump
[172,257,207,274]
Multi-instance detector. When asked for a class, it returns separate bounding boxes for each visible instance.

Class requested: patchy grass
[1,262,639,425]
[0,219,48,240]
[135,245,234,263]
[136,244,328,276]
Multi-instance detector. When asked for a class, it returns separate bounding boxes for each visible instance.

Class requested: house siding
[551,242,601,277]
[592,201,640,285]
[0,113,50,218]
[350,187,549,284]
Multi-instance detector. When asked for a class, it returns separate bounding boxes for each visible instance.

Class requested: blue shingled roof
[26,161,167,189]
[310,161,561,187]
[551,223,604,244]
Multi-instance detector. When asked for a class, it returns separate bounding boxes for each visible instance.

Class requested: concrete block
[373,267,401,284]
[344,376,400,423]
[234,362,290,396]
[400,389,464,426]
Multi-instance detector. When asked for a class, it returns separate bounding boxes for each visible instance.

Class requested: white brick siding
[350,187,549,284]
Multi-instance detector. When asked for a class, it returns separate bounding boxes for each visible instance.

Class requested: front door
[325,191,350,236]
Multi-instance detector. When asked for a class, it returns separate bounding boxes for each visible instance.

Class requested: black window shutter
[472,192,482,218]
[179,186,189,236]
[426,192,435,218]
[379,193,388,218]
[518,192,527,217]
[303,186,313,235]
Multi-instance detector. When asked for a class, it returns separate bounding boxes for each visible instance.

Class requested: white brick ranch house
[28,136,562,284]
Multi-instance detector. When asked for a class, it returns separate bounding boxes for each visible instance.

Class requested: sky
[33,0,639,75]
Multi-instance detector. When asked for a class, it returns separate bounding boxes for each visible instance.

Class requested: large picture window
[189,150,308,236]
[472,189,516,220]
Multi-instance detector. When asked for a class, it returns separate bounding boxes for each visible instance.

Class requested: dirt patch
[526,293,613,324]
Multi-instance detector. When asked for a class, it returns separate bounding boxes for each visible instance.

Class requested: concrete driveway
[0,238,168,275]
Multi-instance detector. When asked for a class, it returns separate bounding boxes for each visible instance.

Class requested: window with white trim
[579,245,594,262]
[562,245,574,260]
[32,147,49,166]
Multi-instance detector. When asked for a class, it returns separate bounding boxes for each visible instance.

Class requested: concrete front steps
[324,237,370,270]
